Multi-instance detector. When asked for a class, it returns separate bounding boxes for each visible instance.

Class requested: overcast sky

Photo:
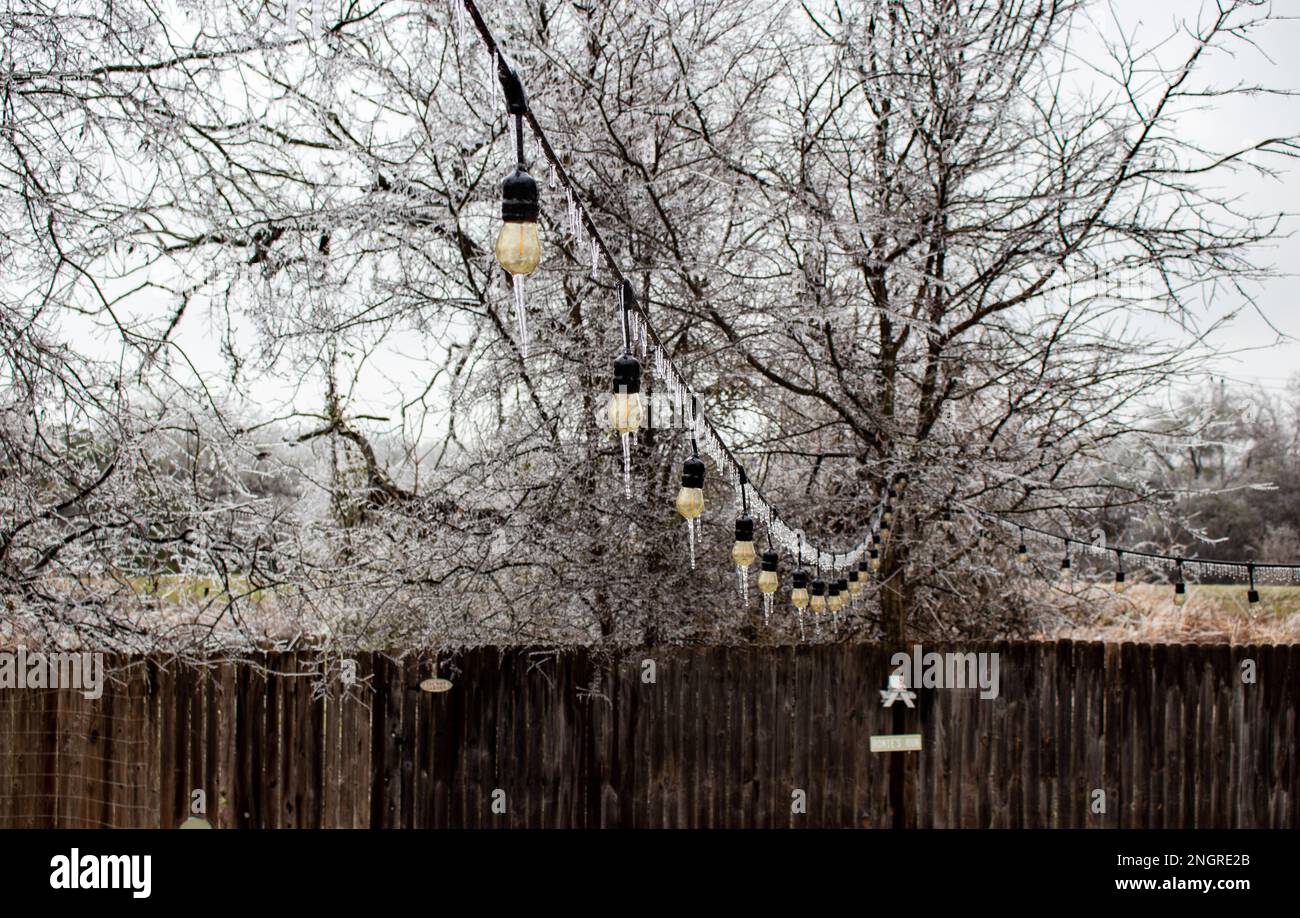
[1107,0,1300,395]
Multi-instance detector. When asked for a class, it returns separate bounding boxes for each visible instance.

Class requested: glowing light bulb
[1114,570,1126,593]
[1059,557,1072,581]
[1173,581,1186,606]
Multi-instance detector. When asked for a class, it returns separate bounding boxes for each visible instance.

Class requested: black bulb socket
[791,570,808,589]
[501,168,539,222]
[680,455,705,489]
[734,515,754,541]
[760,551,778,572]
[612,352,641,395]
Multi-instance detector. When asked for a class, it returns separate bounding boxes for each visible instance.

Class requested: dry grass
[1045,582,1300,644]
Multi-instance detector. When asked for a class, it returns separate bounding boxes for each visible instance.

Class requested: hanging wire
[458,0,878,565]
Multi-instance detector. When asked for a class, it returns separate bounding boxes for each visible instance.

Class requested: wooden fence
[0,641,1295,828]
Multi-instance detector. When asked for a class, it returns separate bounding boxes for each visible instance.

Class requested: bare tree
[1,0,1295,654]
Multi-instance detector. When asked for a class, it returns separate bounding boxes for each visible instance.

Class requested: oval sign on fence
[420,677,453,693]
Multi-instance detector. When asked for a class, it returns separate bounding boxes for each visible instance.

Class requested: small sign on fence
[419,677,453,693]
[870,733,923,753]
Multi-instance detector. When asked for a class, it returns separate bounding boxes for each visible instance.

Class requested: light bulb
[757,551,779,592]
[1017,544,1029,564]
[732,515,755,568]
[1059,558,1072,581]
[870,548,881,571]
[676,455,705,520]
[847,571,863,594]
[495,221,541,275]
[1173,582,1186,606]
[810,580,827,613]
[607,391,642,434]
[607,352,643,434]
[1114,570,1126,593]
[676,487,704,520]
[790,570,809,610]
[496,166,541,275]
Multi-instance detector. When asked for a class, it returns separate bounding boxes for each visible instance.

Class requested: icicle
[687,519,696,570]
[621,432,631,499]
[590,239,599,279]
[452,0,465,44]
[762,592,772,627]
[548,162,557,190]
[737,567,748,607]
[512,274,529,358]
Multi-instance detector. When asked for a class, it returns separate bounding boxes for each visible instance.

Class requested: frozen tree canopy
[1,0,1295,656]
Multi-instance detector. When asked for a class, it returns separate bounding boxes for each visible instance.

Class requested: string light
[676,425,705,569]
[1016,528,1029,564]
[1114,551,1127,593]
[758,550,779,624]
[459,0,1300,630]
[1059,542,1072,582]
[1173,559,1187,607]
[492,57,540,357]
[733,511,756,607]
[461,0,889,582]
